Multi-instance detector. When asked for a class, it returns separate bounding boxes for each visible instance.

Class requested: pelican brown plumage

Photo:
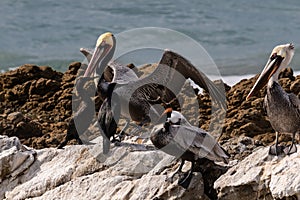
[247,43,300,155]
[150,107,229,188]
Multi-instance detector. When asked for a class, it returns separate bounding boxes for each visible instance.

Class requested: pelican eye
[100,41,106,46]
[270,53,277,60]
[289,44,294,50]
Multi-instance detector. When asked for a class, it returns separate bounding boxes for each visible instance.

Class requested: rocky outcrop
[2,137,300,199]
[1,135,217,200]
[0,63,84,149]
[214,145,300,199]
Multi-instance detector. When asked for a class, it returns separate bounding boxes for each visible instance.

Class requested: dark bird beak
[155,107,173,124]
[246,55,284,100]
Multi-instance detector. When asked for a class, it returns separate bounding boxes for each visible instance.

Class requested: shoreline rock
[0,63,83,149]
[214,145,300,199]
[1,135,215,200]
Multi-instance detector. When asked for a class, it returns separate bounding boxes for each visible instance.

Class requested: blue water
[1,0,300,75]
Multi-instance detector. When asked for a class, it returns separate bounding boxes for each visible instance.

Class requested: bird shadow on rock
[193,158,229,200]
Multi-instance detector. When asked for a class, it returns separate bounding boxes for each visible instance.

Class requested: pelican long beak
[83,42,113,77]
[246,55,284,100]
[83,32,115,77]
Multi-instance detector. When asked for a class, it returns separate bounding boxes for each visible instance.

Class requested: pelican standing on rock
[150,108,229,188]
[247,43,300,155]
[77,32,226,151]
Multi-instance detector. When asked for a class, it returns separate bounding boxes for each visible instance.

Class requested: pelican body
[247,43,300,155]
[150,108,229,188]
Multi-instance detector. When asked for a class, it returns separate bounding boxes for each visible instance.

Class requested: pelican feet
[283,144,297,155]
[111,133,124,143]
[269,144,298,156]
[178,170,193,189]
[117,132,126,141]
[269,144,285,156]
[166,160,185,183]
[166,170,193,189]
[167,160,194,189]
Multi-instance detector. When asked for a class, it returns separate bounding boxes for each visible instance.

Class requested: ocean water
[1,0,300,79]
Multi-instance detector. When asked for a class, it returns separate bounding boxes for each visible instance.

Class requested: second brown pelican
[247,43,300,155]
[150,108,229,188]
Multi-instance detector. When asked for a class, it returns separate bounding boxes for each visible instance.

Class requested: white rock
[214,146,300,199]
[0,135,36,199]
[1,136,208,200]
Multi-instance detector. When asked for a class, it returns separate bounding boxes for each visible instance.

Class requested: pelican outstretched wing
[128,50,226,110]
[159,50,226,110]
[81,48,226,110]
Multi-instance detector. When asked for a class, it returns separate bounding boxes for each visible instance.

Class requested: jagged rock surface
[1,135,212,200]
[214,146,300,199]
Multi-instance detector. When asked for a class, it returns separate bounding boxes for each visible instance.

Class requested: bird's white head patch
[168,111,183,124]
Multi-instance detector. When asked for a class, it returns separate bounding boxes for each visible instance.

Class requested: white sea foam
[190,71,300,93]
[219,74,255,86]
[221,70,300,86]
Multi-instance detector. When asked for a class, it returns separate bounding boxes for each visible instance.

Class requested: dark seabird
[97,81,120,154]
[247,43,300,155]
[150,108,229,188]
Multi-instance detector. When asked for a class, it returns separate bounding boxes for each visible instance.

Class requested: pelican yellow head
[83,32,116,77]
[96,32,114,47]
[270,43,294,67]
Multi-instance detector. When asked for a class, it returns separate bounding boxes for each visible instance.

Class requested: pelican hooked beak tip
[246,94,251,101]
